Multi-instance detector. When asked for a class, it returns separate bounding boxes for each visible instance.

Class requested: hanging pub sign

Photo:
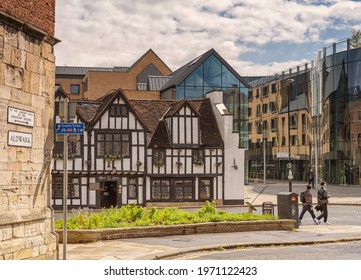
[8,131,32,148]
[7,107,35,127]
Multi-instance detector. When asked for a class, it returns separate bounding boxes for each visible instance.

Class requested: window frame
[96,132,130,158]
[70,84,80,95]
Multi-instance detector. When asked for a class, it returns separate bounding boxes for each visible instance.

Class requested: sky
[54,0,361,76]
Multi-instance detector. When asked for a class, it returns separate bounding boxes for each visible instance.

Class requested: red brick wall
[0,0,55,35]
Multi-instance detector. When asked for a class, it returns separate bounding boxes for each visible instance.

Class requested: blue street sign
[55,123,84,134]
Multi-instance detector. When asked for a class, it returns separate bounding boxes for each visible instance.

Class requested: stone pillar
[0,5,59,260]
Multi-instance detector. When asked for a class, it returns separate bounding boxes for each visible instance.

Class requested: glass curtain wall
[175,54,249,182]
[313,40,361,185]
[175,54,249,147]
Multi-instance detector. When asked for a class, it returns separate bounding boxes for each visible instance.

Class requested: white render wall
[206,91,245,203]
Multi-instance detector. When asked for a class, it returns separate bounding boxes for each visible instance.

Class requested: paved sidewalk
[61,180,361,260]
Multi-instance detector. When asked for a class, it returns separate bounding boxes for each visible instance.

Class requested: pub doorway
[101,181,118,208]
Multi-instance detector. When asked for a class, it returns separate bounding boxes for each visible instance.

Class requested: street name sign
[8,107,35,127]
[8,131,32,147]
[55,123,84,134]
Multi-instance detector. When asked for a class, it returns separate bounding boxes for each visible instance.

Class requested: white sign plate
[8,107,35,127]
[8,131,33,147]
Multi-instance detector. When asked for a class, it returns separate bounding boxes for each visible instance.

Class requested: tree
[350,29,361,48]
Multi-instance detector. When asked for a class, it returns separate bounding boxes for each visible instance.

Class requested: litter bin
[262,201,274,215]
[277,192,299,228]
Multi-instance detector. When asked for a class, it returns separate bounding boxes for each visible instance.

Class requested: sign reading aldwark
[8,131,33,147]
[8,107,35,127]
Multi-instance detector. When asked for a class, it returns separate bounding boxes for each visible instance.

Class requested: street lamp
[287,78,294,192]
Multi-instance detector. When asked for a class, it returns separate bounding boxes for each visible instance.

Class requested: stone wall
[0,3,58,260]
[56,220,296,243]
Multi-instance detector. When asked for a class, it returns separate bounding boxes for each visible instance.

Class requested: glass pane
[105,142,112,154]
[97,142,104,156]
[114,134,121,141]
[185,86,203,99]
[152,186,161,199]
[105,134,112,141]
[222,64,239,88]
[114,142,121,154]
[185,65,203,87]
[174,186,183,199]
[128,185,137,198]
[122,142,129,156]
[183,186,193,199]
[109,106,116,116]
[203,55,221,87]
[97,134,104,141]
[176,85,185,99]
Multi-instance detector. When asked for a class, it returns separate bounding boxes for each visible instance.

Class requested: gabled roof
[160,48,250,91]
[69,90,223,148]
[56,49,170,76]
[130,98,223,148]
[76,101,102,124]
[55,86,69,99]
[164,99,201,118]
[128,49,172,73]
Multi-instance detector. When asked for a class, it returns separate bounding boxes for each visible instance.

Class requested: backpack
[300,191,306,203]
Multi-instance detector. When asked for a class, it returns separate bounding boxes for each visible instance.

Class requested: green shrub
[55,202,277,230]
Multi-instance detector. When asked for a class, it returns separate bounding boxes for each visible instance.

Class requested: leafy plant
[55,202,277,230]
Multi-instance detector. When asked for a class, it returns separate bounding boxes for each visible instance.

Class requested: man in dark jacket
[308,169,315,189]
[316,181,331,224]
[299,185,318,225]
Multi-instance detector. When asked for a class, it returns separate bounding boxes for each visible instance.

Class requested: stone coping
[56,219,295,243]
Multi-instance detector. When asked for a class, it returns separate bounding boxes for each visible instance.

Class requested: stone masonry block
[5,64,23,89]
[13,223,25,238]
[26,52,40,74]
[11,46,21,68]
[0,225,13,241]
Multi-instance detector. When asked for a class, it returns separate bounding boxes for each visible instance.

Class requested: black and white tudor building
[52,88,245,209]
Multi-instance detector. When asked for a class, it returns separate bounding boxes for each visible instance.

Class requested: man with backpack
[299,184,318,225]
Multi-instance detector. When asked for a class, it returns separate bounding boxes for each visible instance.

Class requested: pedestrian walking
[308,169,315,189]
[299,184,318,225]
[316,181,331,224]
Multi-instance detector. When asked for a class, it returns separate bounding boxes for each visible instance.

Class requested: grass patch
[55,201,277,230]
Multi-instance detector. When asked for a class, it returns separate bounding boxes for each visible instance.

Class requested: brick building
[55,49,172,100]
[0,1,59,259]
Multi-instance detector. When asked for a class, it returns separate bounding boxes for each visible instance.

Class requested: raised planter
[56,219,296,243]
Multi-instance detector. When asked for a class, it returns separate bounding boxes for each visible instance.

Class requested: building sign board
[8,107,35,127]
[55,123,84,134]
[8,131,32,147]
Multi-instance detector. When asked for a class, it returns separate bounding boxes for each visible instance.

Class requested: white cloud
[55,0,361,75]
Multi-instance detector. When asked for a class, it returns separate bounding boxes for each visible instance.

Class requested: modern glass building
[248,39,361,186]
[160,49,250,150]
[160,49,250,184]
[312,39,361,185]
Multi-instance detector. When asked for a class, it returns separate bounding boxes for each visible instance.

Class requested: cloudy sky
[54,0,361,76]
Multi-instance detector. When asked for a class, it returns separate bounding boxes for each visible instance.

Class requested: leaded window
[192,149,205,165]
[128,178,137,199]
[96,132,130,157]
[109,105,128,117]
[151,179,170,200]
[174,180,193,200]
[153,149,165,167]
[199,179,212,200]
